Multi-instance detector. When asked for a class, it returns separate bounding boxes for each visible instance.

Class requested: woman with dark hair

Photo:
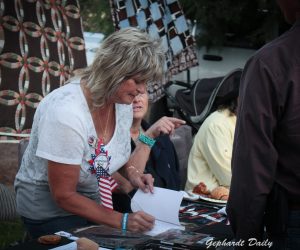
[184,86,239,196]
[112,91,184,213]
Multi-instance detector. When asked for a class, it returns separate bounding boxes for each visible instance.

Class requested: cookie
[76,237,99,250]
[210,186,229,200]
[193,182,211,195]
[38,234,61,245]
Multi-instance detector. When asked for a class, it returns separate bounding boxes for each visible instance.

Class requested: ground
[0,143,26,250]
[0,143,19,187]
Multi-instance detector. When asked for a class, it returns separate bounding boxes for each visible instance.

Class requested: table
[3,238,72,250]
[4,200,233,250]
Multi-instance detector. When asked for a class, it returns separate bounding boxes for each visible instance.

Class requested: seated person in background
[112,91,185,213]
[184,87,239,199]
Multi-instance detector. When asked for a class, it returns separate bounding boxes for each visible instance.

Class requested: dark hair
[217,97,238,115]
[213,69,240,115]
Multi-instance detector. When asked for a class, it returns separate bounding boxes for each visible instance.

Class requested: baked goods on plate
[38,235,61,245]
[191,182,229,203]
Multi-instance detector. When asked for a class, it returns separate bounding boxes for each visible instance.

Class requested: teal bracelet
[138,132,156,148]
[122,213,128,232]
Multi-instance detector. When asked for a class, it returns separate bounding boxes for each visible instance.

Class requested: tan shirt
[185,109,236,191]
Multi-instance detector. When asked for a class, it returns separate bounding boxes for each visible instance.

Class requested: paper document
[131,187,185,236]
[51,231,110,250]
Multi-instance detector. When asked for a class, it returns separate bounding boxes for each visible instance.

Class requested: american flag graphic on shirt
[88,137,118,210]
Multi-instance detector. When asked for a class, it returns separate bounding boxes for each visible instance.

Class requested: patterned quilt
[109,0,199,102]
[0,0,87,141]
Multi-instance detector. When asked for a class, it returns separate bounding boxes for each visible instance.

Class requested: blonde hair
[77,27,165,108]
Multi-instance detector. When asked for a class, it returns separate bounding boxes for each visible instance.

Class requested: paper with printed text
[131,187,185,236]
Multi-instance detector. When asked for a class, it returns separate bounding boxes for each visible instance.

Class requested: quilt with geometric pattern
[0,0,87,141]
[109,0,199,102]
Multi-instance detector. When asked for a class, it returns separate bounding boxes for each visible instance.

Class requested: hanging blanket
[109,0,199,102]
[0,0,87,141]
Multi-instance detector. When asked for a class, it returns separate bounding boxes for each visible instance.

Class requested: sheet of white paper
[55,231,78,241]
[51,231,111,250]
[131,187,184,236]
[145,219,185,236]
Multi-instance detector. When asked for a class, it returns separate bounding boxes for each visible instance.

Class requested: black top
[227,20,300,240]
[113,120,181,213]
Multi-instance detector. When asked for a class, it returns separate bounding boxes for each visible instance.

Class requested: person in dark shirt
[112,92,184,213]
[227,0,300,249]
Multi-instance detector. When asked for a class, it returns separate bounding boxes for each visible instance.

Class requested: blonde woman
[15,28,173,238]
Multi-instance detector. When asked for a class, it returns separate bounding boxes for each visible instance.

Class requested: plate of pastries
[187,182,229,204]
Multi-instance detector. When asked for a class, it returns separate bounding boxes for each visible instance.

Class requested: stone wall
[0,143,19,187]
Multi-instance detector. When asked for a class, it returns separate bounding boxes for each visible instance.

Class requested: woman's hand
[145,116,185,138]
[127,211,155,232]
[127,166,154,193]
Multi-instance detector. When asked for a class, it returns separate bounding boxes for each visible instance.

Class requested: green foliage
[79,0,114,36]
[78,0,289,49]
[179,0,287,49]
[0,220,26,249]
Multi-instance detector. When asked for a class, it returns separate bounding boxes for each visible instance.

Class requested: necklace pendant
[94,143,110,172]
[88,135,112,176]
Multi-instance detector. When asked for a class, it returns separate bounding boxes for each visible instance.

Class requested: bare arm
[48,161,154,232]
[112,171,134,194]
[48,161,122,226]
[119,116,186,192]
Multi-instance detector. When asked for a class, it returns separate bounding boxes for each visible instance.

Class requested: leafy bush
[0,220,26,250]
[180,0,288,49]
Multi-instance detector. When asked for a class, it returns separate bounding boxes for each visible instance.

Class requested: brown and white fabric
[0,0,87,141]
[109,0,199,102]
